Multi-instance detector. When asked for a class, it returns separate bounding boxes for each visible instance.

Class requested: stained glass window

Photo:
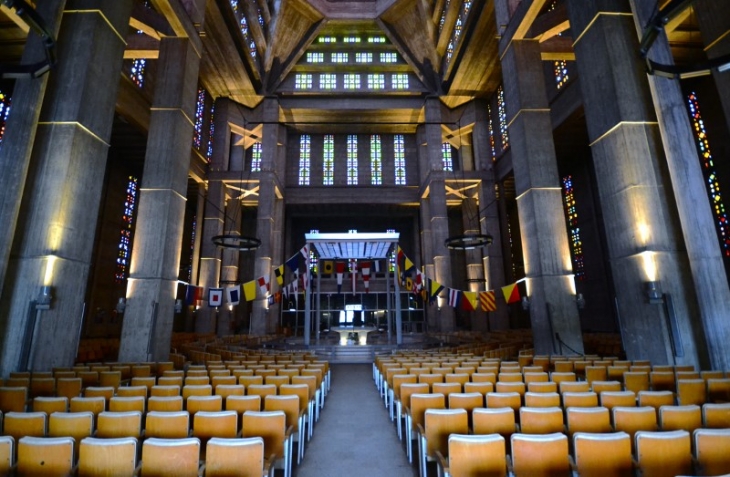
[188,216,196,283]
[392,74,409,89]
[295,74,312,89]
[394,135,406,185]
[344,37,361,43]
[344,74,361,89]
[439,0,451,33]
[298,135,311,185]
[445,1,472,67]
[230,0,256,59]
[331,52,349,63]
[0,89,10,146]
[206,103,215,161]
[368,36,386,43]
[380,52,398,63]
[193,88,206,150]
[368,74,384,89]
[115,176,139,283]
[498,85,509,149]
[688,92,730,256]
[554,60,569,89]
[347,135,358,185]
[488,103,496,159]
[251,142,262,171]
[323,135,334,185]
[562,175,585,280]
[371,135,382,185]
[442,143,454,171]
[307,52,324,63]
[130,59,146,88]
[320,74,337,89]
[318,36,336,43]
[356,52,372,63]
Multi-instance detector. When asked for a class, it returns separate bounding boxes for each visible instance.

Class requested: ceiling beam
[149,0,203,55]
[0,4,30,33]
[124,34,160,59]
[539,36,575,60]
[129,2,172,40]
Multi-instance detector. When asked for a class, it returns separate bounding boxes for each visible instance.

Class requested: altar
[331,326,377,345]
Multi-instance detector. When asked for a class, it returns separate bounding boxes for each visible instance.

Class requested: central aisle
[294,363,417,477]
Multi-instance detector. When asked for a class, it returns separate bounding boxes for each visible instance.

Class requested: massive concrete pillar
[423,98,455,331]
[472,99,509,330]
[216,199,241,336]
[500,40,584,355]
[194,181,224,333]
[629,0,730,369]
[119,37,202,362]
[0,0,65,306]
[694,0,730,134]
[567,0,711,367]
[0,1,132,374]
[251,98,282,335]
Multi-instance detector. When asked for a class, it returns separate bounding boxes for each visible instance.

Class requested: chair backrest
[612,406,658,443]
[524,392,560,408]
[591,381,622,394]
[585,366,608,384]
[96,411,143,439]
[78,436,137,476]
[141,437,201,477]
[566,406,611,435]
[623,372,650,394]
[422,408,469,458]
[693,428,730,476]
[599,391,636,411]
[279,384,310,414]
[226,395,262,415]
[519,407,564,435]
[17,436,74,476]
[116,386,148,398]
[0,387,28,413]
[659,405,702,433]
[510,432,570,476]
[523,372,549,384]
[182,385,213,399]
[193,410,238,441]
[241,410,287,459]
[432,382,462,399]
[463,382,493,395]
[409,393,445,431]
[638,390,675,411]
[472,407,516,438]
[158,375,184,387]
[247,384,277,399]
[495,382,526,396]
[392,374,418,400]
[573,431,632,477]
[558,381,590,394]
[650,371,677,393]
[635,430,692,477]
[448,392,484,414]
[418,374,444,390]
[109,396,146,413]
[447,434,506,477]
[471,372,497,385]
[264,395,300,431]
[98,371,122,390]
[204,437,265,477]
[29,377,56,398]
[33,397,68,414]
[527,382,557,394]
[549,372,576,385]
[69,396,106,416]
[562,391,598,408]
[48,411,94,441]
[187,395,223,415]
[676,379,706,406]
[702,402,730,428]
[707,378,730,403]
[151,385,181,397]
[0,436,13,475]
[486,392,521,415]
[3,411,47,440]
[145,410,190,438]
[147,396,184,412]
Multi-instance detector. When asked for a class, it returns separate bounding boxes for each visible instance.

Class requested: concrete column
[0,1,132,374]
[629,0,730,369]
[190,182,206,284]
[251,98,280,335]
[194,181,224,333]
[472,100,509,330]
[216,198,241,336]
[500,40,584,355]
[0,0,65,304]
[424,98,455,331]
[119,37,201,362]
[694,0,730,134]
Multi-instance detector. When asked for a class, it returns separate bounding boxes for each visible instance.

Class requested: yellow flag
[243,280,257,301]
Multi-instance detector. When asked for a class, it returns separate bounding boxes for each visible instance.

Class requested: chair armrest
[264,453,277,477]
[133,461,143,476]
[285,425,294,440]
[435,450,449,476]
[506,455,514,474]
[569,455,577,472]
[198,462,206,477]
[416,423,425,436]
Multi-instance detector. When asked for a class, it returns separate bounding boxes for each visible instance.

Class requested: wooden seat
[48,411,94,460]
[448,392,483,428]
[185,376,210,386]
[572,431,632,477]
[436,433,507,477]
[599,390,636,412]
[510,432,570,476]
[17,436,74,476]
[612,406,658,444]
[78,436,137,476]
[585,366,608,385]
[98,371,122,390]
[553,361,574,373]
[638,390,675,412]
[193,410,238,451]
[558,381,590,394]
[116,385,148,398]
[187,395,223,416]
[391,374,418,421]
[109,395,145,413]
[550,372,577,386]
[145,410,190,439]
[141,437,200,477]
[0,435,13,476]
[77,371,99,388]
[211,376,237,389]
[707,378,730,403]
[486,392,521,422]
[203,436,271,477]
[396,383,429,441]
[96,410,143,439]
[55,378,82,401]
[432,382,462,402]
[405,393,445,463]
[241,410,292,477]
[472,407,516,446]
[523,372,549,384]
[634,430,692,477]
[265,394,304,464]
[418,373,444,392]
[151,384,181,398]
[280,383,312,447]
[182,385,213,399]
[471,372,497,385]
[3,411,46,442]
[676,379,706,406]
[565,406,611,437]
[693,428,730,476]
[158,376,184,387]
[562,391,598,408]
[69,396,105,418]
[247,384,277,401]
[659,404,702,433]
[84,386,114,403]
[29,377,56,398]
[147,395,183,412]
[524,392,560,408]
[519,407,564,435]
[591,380,622,394]
[226,395,262,420]
[527,382,557,394]
[417,408,469,477]
[650,371,677,393]
[495,381,526,398]
[239,375,265,388]
[702,402,730,428]
[33,397,68,414]
[130,366,151,378]
[623,372,650,394]
[0,387,27,413]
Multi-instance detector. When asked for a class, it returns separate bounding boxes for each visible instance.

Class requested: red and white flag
[350,259,357,295]
[361,261,371,293]
[336,261,346,294]
[257,275,270,296]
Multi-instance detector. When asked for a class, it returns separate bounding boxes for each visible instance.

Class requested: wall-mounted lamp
[521,296,530,311]
[576,293,586,310]
[36,286,53,310]
[115,297,126,314]
[174,299,183,314]
[645,281,664,304]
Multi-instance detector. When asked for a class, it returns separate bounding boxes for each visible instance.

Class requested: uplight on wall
[645,281,664,304]
[640,251,657,282]
[36,286,52,310]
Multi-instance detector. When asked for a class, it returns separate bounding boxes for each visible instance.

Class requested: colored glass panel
[323,135,334,185]
[371,135,382,185]
[115,176,139,283]
[442,143,453,171]
[394,135,406,185]
[251,142,262,171]
[299,135,311,185]
[562,175,585,280]
[347,135,358,185]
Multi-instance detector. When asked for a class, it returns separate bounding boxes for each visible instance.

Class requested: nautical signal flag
[226,285,241,306]
[428,278,444,304]
[322,260,334,275]
[479,291,496,311]
[243,280,257,301]
[501,281,522,304]
[274,265,285,286]
[462,291,478,311]
[185,285,204,305]
[257,275,270,296]
[208,288,223,307]
[448,288,461,308]
[336,261,346,294]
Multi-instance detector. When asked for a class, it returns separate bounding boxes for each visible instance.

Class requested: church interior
[0,0,729,475]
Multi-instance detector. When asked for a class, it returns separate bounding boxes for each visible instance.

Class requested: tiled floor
[293,363,418,477]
